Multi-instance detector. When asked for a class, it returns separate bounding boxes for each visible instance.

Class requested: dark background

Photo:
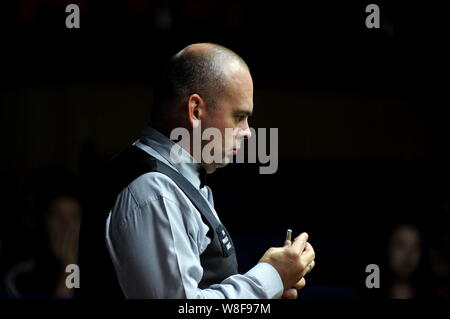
[0,0,448,299]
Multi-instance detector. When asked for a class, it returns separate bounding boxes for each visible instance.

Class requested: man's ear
[187,94,204,129]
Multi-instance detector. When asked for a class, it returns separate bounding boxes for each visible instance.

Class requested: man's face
[201,63,253,173]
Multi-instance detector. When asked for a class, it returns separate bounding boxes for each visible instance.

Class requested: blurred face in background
[388,224,422,281]
[45,196,81,266]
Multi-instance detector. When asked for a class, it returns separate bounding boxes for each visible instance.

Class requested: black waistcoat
[77,145,238,298]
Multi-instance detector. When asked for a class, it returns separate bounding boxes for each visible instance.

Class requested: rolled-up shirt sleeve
[105,173,284,299]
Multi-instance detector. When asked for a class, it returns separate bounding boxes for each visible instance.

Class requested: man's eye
[235,116,245,122]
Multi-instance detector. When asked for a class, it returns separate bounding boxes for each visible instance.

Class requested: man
[78,43,315,298]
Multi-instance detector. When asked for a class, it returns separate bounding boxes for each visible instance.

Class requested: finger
[282,288,298,299]
[283,240,292,247]
[304,242,315,262]
[291,232,308,252]
[302,250,315,268]
[305,260,315,274]
[302,242,314,254]
[293,277,306,290]
[301,242,315,257]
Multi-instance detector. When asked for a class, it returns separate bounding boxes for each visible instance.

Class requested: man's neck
[149,124,213,173]
[150,124,172,140]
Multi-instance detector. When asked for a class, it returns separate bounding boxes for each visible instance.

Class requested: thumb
[283,240,291,247]
[282,288,298,299]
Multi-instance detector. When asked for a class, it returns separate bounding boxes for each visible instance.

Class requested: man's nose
[237,121,252,140]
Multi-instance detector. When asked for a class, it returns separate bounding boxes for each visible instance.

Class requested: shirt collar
[139,126,205,190]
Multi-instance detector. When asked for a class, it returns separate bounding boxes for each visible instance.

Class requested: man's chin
[214,160,230,169]
[210,159,231,172]
[203,155,233,173]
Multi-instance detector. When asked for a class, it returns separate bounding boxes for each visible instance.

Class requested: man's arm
[105,173,284,299]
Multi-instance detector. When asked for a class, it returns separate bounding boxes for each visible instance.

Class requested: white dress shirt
[105,127,283,298]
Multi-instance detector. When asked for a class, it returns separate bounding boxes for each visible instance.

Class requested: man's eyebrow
[234,110,253,117]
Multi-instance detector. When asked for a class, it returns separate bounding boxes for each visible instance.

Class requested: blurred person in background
[384,223,430,299]
[2,166,81,298]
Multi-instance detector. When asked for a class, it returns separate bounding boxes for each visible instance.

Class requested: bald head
[151,43,250,125]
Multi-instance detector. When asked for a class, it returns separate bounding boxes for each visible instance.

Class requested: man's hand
[258,232,316,297]
[281,245,315,299]
[281,278,306,299]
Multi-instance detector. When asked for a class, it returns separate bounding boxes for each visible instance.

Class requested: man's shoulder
[125,171,185,207]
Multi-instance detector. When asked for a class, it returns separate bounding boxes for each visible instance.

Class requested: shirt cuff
[245,262,284,299]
